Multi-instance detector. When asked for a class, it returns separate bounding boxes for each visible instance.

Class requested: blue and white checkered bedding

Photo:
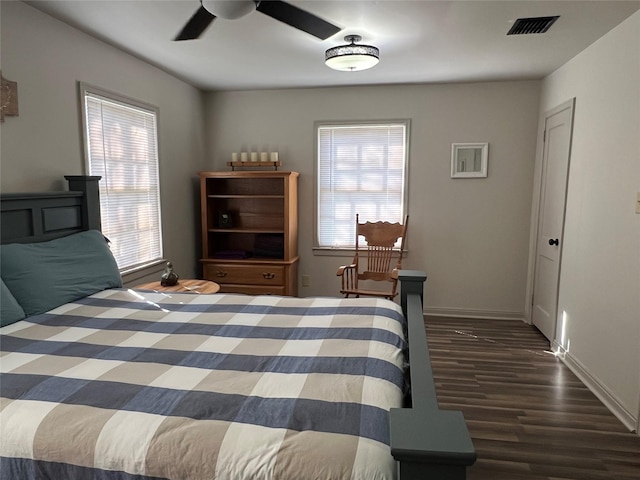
[0,289,406,479]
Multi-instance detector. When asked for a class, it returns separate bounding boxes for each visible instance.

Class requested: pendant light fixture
[325,35,379,71]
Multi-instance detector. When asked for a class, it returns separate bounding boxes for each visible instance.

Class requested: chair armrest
[337,264,357,276]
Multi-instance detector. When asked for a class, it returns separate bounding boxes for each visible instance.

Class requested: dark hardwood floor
[424,316,640,480]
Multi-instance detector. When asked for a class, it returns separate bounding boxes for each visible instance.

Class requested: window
[316,120,409,249]
[81,84,163,271]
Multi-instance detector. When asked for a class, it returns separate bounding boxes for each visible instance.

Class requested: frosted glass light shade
[325,36,379,72]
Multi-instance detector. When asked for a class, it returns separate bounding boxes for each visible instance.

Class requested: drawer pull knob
[216,271,227,278]
[263,272,275,279]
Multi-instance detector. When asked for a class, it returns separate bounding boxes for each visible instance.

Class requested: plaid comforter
[0,289,406,480]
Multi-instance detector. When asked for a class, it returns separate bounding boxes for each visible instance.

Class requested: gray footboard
[392,270,476,480]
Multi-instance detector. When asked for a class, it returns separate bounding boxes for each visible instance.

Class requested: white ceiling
[27,0,640,91]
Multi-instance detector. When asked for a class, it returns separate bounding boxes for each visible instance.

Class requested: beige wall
[205,81,540,317]
[0,1,208,281]
[536,11,640,429]
[0,2,543,320]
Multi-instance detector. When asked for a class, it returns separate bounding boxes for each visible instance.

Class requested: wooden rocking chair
[336,214,409,300]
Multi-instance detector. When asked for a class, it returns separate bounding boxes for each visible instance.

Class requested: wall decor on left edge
[0,72,19,122]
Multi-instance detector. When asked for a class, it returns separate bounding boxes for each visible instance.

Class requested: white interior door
[532,99,575,341]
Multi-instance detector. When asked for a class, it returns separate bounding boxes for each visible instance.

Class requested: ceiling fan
[175,0,341,41]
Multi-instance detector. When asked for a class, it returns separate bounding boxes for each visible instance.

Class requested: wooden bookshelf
[199,171,299,296]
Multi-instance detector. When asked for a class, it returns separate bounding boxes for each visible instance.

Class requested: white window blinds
[83,91,163,270]
[317,122,408,248]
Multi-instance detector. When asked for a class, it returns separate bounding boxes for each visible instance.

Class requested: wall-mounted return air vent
[507,16,559,35]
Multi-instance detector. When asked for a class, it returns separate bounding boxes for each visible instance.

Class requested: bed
[0,176,475,480]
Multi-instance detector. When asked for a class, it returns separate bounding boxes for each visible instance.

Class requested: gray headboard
[1,176,102,245]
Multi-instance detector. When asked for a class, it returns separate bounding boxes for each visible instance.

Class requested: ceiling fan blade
[256,1,340,40]
[174,5,216,41]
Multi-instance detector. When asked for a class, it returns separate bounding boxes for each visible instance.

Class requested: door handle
[548,238,559,246]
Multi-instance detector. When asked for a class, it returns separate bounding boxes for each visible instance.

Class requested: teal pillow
[0,230,122,316]
[1,278,26,326]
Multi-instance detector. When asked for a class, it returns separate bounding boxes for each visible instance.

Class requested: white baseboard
[424,306,525,322]
[553,341,638,433]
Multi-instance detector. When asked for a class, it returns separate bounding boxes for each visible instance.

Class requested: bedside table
[134,279,220,294]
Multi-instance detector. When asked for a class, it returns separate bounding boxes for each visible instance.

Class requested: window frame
[79,82,164,274]
[313,119,411,254]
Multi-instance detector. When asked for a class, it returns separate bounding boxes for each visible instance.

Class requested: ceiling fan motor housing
[176,0,341,41]
[202,0,257,20]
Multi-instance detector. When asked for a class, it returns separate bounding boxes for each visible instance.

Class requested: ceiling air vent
[507,16,559,35]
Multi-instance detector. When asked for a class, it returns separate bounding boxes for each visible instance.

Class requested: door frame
[524,98,575,338]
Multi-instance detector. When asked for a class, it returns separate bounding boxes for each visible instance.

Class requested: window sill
[121,259,166,285]
[313,247,357,257]
[313,247,407,257]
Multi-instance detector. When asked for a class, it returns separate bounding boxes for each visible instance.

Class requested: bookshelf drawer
[204,263,285,286]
